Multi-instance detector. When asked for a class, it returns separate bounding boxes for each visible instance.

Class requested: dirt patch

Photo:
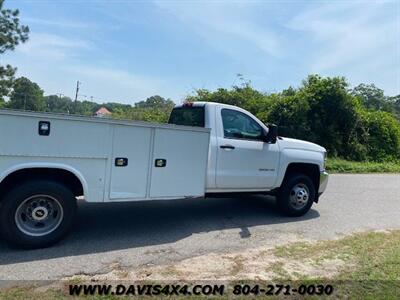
[58,231,393,285]
[279,258,347,280]
[61,241,347,283]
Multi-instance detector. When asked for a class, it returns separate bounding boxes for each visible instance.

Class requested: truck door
[216,106,279,189]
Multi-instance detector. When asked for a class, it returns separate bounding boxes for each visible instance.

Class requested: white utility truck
[0,102,328,248]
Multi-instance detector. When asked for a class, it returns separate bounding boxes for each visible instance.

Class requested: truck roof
[0,108,210,133]
[175,101,243,111]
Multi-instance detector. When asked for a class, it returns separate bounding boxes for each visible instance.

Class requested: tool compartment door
[150,128,209,198]
[109,125,152,199]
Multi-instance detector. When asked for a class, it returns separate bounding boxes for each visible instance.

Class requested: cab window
[221,108,264,141]
[168,106,205,127]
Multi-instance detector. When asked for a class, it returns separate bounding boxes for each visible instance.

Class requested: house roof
[95,107,111,115]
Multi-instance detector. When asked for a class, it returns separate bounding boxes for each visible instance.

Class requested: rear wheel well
[0,168,84,201]
[282,163,320,192]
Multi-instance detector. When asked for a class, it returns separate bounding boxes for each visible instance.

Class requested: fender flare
[0,162,89,199]
[276,149,324,187]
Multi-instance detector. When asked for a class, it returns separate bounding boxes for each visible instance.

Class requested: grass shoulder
[326,158,400,173]
[274,230,400,298]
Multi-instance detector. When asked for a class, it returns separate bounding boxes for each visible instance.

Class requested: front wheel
[0,180,77,249]
[277,173,316,217]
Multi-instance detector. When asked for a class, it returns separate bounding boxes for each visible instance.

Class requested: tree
[45,95,74,113]
[351,83,395,112]
[186,80,272,122]
[268,75,367,159]
[121,95,176,122]
[0,64,13,103]
[103,102,132,113]
[135,95,175,109]
[351,84,384,109]
[267,93,311,139]
[9,77,45,111]
[185,74,400,161]
[360,110,400,161]
[387,95,400,122]
[0,0,29,100]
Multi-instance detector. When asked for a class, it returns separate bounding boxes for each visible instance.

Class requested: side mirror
[264,124,278,144]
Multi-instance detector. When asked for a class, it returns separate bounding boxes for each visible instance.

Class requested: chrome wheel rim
[289,183,310,210]
[15,195,63,237]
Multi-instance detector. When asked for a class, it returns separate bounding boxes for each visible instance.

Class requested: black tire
[277,173,316,217]
[0,180,77,249]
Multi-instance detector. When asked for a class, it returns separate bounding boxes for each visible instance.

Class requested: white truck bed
[0,110,210,202]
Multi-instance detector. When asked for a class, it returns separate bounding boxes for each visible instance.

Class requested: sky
[2,0,399,105]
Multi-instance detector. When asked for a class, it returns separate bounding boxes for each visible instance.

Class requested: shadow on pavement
[0,195,319,265]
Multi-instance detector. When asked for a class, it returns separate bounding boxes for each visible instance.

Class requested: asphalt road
[0,174,399,281]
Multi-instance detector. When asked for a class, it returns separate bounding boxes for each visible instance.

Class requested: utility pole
[74,80,80,114]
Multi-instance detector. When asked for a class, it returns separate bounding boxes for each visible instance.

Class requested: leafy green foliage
[37,94,175,123]
[186,79,271,120]
[8,77,45,111]
[135,95,174,109]
[0,0,29,53]
[188,74,400,162]
[267,94,310,138]
[0,64,15,100]
[351,83,398,115]
[44,95,73,113]
[0,0,29,100]
[350,84,400,124]
[360,110,400,161]
[269,75,366,159]
[327,158,400,173]
[111,95,175,123]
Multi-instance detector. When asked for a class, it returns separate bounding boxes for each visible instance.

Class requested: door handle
[220,145,235,150]
[115,157,128,167]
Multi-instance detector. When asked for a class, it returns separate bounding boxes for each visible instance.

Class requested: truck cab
[169,101,328,212]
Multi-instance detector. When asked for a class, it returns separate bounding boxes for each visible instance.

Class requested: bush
[360,111,400,161]
[267,94,311,139]
[268,75,366,159]
[186,74,400,162]
[327,158,400,173]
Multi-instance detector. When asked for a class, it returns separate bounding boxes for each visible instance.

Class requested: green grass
[326,158,400,173]
[274,230,400,298]
[0,286,63,300]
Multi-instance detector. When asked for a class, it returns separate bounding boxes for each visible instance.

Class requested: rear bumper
[318,171,329,194]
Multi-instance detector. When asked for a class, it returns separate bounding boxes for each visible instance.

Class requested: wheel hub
[31,206,49,221]
[290,183,309,209]
[15,195,63,237]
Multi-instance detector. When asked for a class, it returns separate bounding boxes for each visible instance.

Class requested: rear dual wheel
[0,180,77,249]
